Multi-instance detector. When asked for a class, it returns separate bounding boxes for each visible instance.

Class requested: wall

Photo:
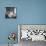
[0,0,46,44]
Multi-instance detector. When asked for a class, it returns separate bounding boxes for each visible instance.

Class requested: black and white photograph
[18,25,46,46]
[5,7,16,19]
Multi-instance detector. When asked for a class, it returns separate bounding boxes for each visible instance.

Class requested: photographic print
[18,24,46,46]
[5,7,16,19]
